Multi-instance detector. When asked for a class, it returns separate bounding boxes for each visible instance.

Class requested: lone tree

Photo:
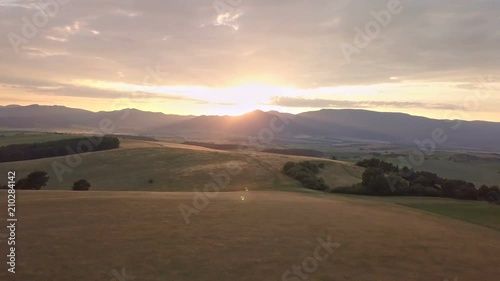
[16,171,50,190]
[72,179,91,191]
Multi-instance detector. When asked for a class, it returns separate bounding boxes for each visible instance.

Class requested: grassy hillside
[1,132,497,187]
[0,191,498,281]
[0,131,81,146]
[412,158,500,186]
[0,139,362,192]
[334,195,500,231]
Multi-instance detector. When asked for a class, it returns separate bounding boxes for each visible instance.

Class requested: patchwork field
[0,191,499,281]
[0,131,81,147]
[270,138,500,187]
[408,158,500,186]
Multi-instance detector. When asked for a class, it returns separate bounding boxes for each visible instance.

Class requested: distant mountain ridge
[1,104,499,151]
[0,104,193,132]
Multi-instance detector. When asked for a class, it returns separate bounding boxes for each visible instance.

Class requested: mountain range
[1,104,499,151]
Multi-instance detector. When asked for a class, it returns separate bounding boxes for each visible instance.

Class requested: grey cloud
[0,79,208,103]
[0,0,498,88]
[269,96,458,110]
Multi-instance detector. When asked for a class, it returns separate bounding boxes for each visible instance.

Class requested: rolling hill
[0,139,362,191]
[1,105,500,150]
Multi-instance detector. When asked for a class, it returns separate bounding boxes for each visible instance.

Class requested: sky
[0,0,499,121]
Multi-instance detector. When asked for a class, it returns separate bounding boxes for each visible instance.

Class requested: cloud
[0,79,210,103]
[0,0,497,87]
[0,0,40,9]
[269,96,458,110]
[0,0,498,117]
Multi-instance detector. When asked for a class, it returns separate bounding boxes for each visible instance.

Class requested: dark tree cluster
[347,158,500,203]
[263,149,324,158]
[356,158,399,173]
[478,185,500,204]
[283,161,329,191]
[183,141,240,150]
[106,134,157,141]
[10,171,50,190]
[72,179,91,191]
[0,137,120,163]
[0,172,94,191]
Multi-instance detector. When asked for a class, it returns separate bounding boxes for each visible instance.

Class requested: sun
[204,83,296,115]
[70,79,298,115]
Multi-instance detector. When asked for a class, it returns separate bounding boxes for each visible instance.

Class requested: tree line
[283,158,499,204]
[183,141,240,150]
[283,161,329,191]
[0,137,120,163]
[0,171,91,191]
[334,158,499,204]
[263,149,323,158]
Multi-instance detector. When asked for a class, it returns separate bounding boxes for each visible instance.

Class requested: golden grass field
[0,136,499,280]
[0,191,499,281]
[0,139,363,192]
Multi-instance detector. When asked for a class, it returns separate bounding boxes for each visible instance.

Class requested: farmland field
[0,131,82,147]
[1,134,499,281]
[335,195,500,231]
[270,138,500,187]
[0,191,499,281]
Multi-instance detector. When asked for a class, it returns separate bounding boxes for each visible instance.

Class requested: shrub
[283,161,329,191]
[356,158,399,173]
[478,185,491,201]
[72,179,91,191]
[441,179,477,200]
[485,186,500,204]
[16,171,49,190]
[385,172,410,195]
[283,162,296,174]
[361,168,392,195]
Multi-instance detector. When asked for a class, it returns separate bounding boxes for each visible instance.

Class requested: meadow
[0,131,81,146]
[334,195,500,231]
[0,133,499,280]
[0,191,499,281]
[0,138,363,192]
